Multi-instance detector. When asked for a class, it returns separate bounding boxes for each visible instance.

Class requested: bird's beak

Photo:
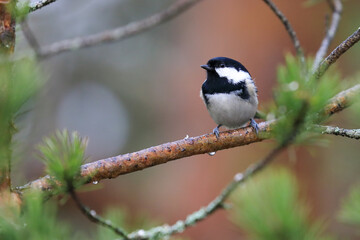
[201,64,213,71]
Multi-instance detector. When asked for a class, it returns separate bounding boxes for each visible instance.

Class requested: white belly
[204,93,257,129]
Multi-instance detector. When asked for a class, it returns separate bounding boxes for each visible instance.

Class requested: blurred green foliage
[270,54,340,144]
[230,168,334,240]
[0,191,72,240]
[12,1,30,21]
[38,130,87,194]
[0,58,40,168]
[304,0,327,7]
[338,184,360,226]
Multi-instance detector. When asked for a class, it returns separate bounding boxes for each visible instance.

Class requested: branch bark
[319,125,360,140]
[17,84,360,192]
[37,0,202,58]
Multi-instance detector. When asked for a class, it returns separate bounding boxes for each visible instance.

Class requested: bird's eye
[220,64,225,68]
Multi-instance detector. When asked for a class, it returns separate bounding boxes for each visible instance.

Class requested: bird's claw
[213,125,221,138]
[250,118,259,134]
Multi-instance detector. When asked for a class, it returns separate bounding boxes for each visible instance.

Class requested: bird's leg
[250,118,259,134]
[213,124,222,138]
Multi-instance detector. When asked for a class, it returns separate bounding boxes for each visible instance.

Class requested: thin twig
[127,149,285,239]
[20,20,41,55]
[28,0,57,12]
[315,27,360,79]
[318,125,360,140]
[128,103,309,240]
[70,189,129,239]
[261,0,306,73]
[312,0,342,72]
[16,84,360,192]
[129,148,286,239]
[37,0,201,58]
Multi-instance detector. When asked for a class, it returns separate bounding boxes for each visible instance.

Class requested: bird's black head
[201,57,249,73]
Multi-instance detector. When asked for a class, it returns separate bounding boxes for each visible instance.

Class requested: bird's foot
[250,118,259,134]
[213,125,222,138]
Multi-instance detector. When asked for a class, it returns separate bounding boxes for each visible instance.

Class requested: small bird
[200,57,259,137]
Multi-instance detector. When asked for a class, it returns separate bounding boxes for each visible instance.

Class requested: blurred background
[13,0,360,239]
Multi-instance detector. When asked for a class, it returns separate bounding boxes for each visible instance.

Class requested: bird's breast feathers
[203,94,257,129]
[201,79,258,129]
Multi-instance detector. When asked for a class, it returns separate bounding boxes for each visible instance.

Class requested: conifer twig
[312,0,342,71]
[70,189,129,239]
[37,0,201,58]
[315,27,360,78]
[318,125,360,140]
[28,0,57,12]
[20,20,41,55]
[261,0,306,73]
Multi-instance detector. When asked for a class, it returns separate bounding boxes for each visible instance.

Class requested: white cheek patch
[215,67,251,84]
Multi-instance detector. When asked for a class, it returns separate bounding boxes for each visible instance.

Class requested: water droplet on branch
[208,152,216,156]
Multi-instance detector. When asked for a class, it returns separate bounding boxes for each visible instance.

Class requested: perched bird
[200,57,259,137]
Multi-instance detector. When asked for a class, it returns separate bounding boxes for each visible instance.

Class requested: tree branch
[16,84,360,192]
[318,125,360,140]
[28,0,57,12]
[312,0,342,71]
[315,27,360,78]
[261,0,306,72]
[36,0,202,58]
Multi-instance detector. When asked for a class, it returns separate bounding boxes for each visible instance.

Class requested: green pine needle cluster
[230,168,333,240]
[270,54,340,144]
[0,193,167,240]
[0,58,41,169]
[38,130,88,194]
[2,1,30,21]
[0,191,72,240]
[14,2,31,21]
[338,184,360,225]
